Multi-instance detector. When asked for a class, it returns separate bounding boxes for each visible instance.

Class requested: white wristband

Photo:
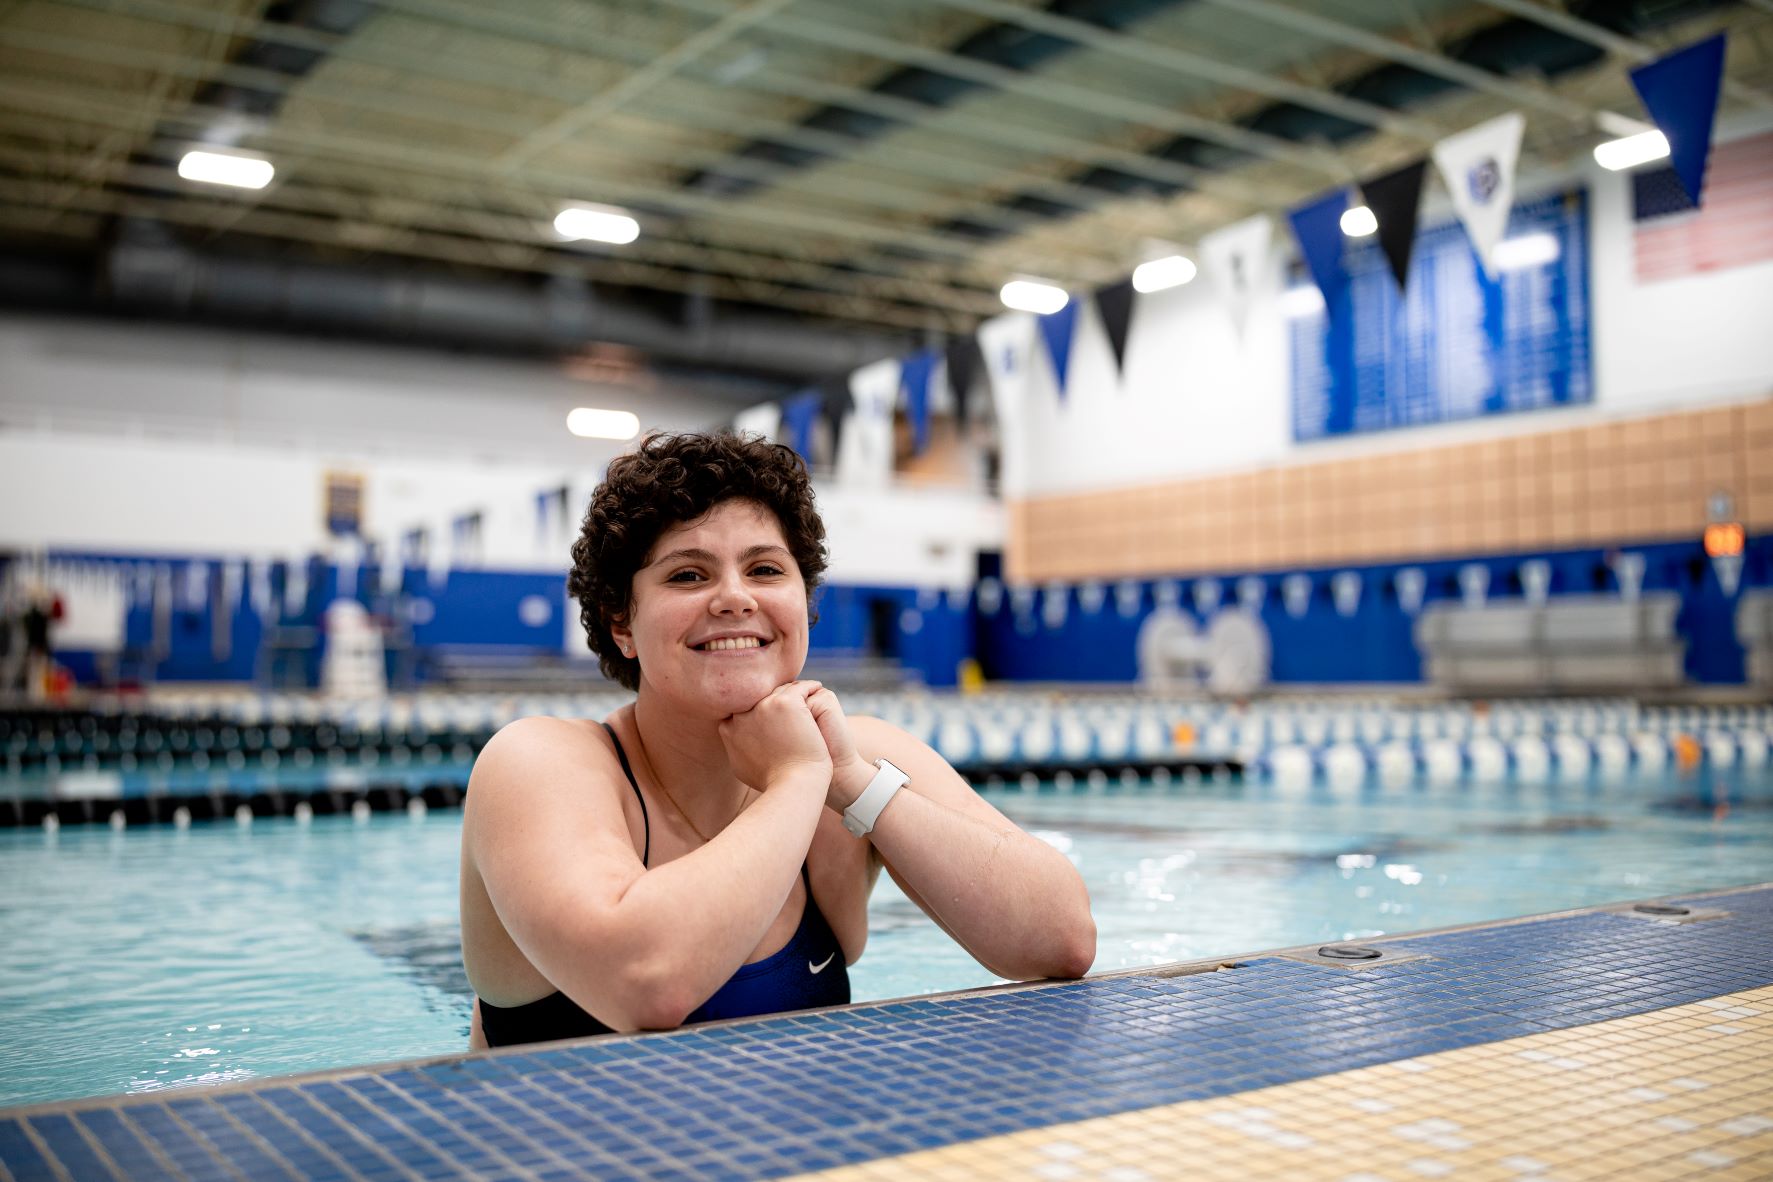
[842,758,908,837]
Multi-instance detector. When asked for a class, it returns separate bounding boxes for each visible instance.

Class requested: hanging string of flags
[713,33,1728,465]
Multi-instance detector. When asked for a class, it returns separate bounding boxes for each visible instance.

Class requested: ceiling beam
[1475,0,1773,110]
[916,0,1447,143]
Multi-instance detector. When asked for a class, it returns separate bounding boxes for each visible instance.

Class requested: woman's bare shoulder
[465,715,624,812]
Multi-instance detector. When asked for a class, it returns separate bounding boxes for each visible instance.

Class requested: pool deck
[5,884,1772,1181]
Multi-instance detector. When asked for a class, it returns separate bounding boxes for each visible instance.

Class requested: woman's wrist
[827,755,876,813]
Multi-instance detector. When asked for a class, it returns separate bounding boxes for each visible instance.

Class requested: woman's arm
[466,688,830,1032]
[808,696,1096,981]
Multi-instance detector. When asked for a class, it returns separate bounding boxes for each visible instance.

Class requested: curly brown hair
[568,431,828,690]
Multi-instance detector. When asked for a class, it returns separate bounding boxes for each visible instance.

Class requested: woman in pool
[460,431,1095,1047]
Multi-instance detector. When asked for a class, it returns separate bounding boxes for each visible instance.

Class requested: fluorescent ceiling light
[999,279,1069,314]
[1593,130,1670,172]
[554,206,640,244]
[177,150,273,189]
[1281,285,1325,319]
[566,408,640,440]
[1339,205,1378,238]
[1494,233,1561,272]
[1132,254,1197,293]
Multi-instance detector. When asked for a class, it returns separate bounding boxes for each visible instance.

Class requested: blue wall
[28,532,1769,690]
[977,534,1770,686]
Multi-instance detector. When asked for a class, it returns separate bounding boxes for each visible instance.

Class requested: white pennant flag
[975,314,1035,497]
[1395,567,1427,615]
[836,358,900,489]
[1283,573,1312,619]
[1713,553,1743,598]
[733,402,782,444]
[1432,112,1525,279]
[1200,214,1272,336]
[1332,571,1362,618]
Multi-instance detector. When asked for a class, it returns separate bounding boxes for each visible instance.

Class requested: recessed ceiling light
[566,408,640,440]
[1593,130,1670,172]
[999,279,1068,314]
[1132,255,1197,293]
[177,150,274,189]
[1339,205,1378,238]
[554,206,640,244]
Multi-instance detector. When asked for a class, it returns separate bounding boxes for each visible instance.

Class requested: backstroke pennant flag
[1200,213,1272,336]
[1361,157,1429,290]
[899,348,938,454]
[1094,279,1136,375]
[1431,111,1525,279]
[1036,298,1079,400]
[1629,33,1727,205]
[1287,188,1351,308]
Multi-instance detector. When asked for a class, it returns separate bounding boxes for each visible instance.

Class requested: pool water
[2,767,1770,1108]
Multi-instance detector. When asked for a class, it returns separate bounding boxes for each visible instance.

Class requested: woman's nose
[709,571,757,614]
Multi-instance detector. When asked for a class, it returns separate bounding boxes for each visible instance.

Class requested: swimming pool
[2,765,1770,1109]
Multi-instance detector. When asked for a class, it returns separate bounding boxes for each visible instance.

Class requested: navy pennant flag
[1361,158,1429,291]
[1287,188,1351,309]
[899,349,938,454]
[1036,299,1079,399]
[1094,279,1136,375]
[779,390,822,464]
[1630,34,1727,205]
[817,375,851,461]
[944,334,984,426]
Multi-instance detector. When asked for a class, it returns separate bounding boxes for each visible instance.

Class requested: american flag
[1633,128,1773,282]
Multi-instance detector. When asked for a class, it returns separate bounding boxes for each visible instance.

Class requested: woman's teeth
[700,637,763,651]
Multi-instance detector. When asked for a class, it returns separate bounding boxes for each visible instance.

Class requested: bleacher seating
[1739,590,1773,688]
[1416,594,1685,692]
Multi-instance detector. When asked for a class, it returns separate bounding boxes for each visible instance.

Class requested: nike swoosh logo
[808,953,835,974]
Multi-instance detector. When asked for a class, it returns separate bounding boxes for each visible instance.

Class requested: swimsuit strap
[600,722,649,866]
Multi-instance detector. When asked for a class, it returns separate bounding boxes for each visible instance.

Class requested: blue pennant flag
[899,349,938,453]
[1630,33,1727,205]
[779,390,822,464]
[1287,188,1351,308]
[1037,300,1078,400]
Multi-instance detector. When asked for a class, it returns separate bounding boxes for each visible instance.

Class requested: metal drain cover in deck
[1604,902,1731,925]
[1275,943,1430,970]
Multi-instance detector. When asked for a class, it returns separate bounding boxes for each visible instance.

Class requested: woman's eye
[750,564,785,577]
[666,570,704,583]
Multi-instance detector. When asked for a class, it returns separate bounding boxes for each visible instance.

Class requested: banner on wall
[1431,111,1525,279]
[1630,34,1726,204]
[1361,158,1429,291]
[1200,213,1272,336]
[976,313,1035,496]
[838,357,899,487]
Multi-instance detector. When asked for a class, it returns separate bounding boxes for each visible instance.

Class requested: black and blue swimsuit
[477,724,851,1047]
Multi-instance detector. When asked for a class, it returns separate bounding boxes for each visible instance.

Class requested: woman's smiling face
[612,498,810,717]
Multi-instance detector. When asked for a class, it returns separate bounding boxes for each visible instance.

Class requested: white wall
[0,315,1002,587]
[988,121,1773,500]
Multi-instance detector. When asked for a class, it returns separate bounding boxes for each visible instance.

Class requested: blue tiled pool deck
[6,885,1772,1180]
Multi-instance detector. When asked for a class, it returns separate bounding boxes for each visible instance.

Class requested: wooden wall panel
[1009,396,1771,583]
